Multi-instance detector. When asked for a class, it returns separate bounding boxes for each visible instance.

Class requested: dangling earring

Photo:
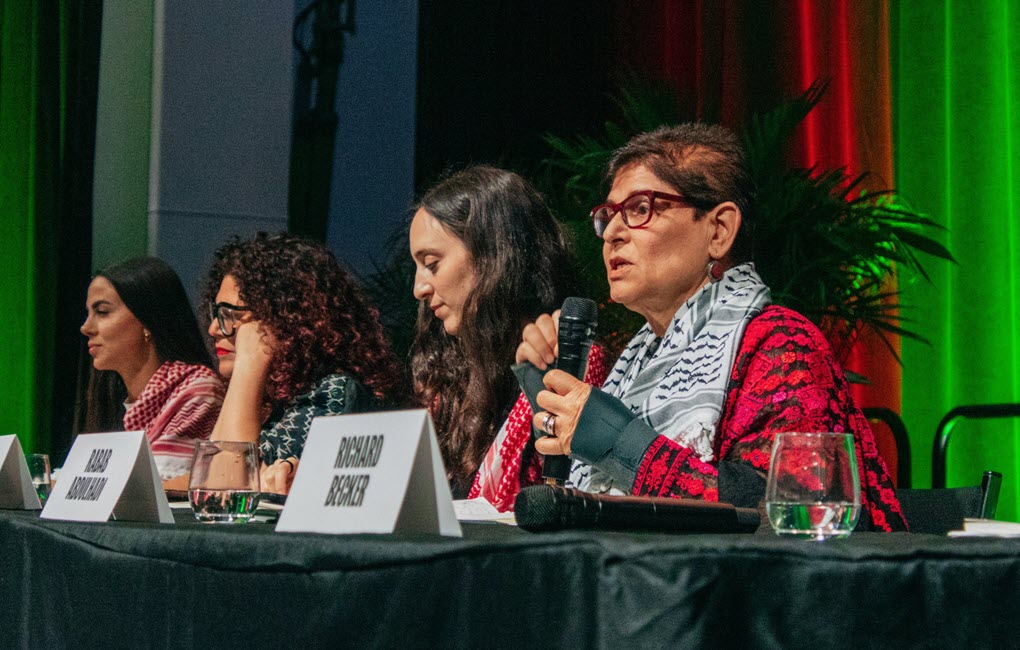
[706,260,724,283]
[143,330,152,343]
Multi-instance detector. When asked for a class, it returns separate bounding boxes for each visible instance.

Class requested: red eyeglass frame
[589,190,691,237]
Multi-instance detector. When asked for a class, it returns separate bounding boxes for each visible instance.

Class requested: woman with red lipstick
[205,232,404,494]
[517,124,907,531]
[80,257,224,488]
[409,166,608,505]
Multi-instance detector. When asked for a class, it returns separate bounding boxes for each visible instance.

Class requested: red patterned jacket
[632,305,907,532]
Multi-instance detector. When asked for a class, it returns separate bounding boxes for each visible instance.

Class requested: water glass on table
[27,454,51,504]
[765,432,861,540]
[188,441,261,523]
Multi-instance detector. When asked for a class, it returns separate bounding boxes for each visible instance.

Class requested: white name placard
[41,431,173,524]
[0,435,42,510]
[276,409,461,537]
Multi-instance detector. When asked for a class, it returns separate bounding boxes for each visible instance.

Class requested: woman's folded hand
[261,457,298,495]
[516,309,561,370]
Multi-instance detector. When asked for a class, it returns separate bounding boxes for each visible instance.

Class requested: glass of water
[27,454,51,505]
[765,432,860,540]
[188,441,261,523]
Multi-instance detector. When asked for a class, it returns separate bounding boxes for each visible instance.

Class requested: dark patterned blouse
[259,374,371,463]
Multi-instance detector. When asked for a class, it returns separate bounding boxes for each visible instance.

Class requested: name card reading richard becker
[276,409,461,537]
[321,433,383,507]
[41,430,173,524]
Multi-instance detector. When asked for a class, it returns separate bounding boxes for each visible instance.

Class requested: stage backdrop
[3,1,1017,519]
[894,0,1020,519]
[617,0,1020,519]
[0,0,100,456]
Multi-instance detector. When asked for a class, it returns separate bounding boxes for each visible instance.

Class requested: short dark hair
[607,123,756,262]
[80,256,213,432]
[410,165,579,491]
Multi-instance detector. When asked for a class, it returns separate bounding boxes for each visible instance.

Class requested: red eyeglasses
[589,190,691,238]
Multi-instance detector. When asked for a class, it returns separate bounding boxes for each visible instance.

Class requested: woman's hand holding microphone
[516,310,592,457]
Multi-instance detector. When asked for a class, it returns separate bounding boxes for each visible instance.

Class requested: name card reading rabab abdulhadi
[41,431,173,523]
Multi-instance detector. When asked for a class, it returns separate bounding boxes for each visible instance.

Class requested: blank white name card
[41,431,173,524]
[276,409,462,537]
[0,434,41,510]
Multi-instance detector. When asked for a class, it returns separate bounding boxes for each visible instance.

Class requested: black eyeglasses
[589,190,691,238]
[210,302,251,337]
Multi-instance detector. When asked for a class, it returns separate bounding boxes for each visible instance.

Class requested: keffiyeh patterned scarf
[470,345,608,511]
[124,360,224,479]
[570,263,771,493]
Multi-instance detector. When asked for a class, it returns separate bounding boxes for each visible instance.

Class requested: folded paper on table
[948,518,1020,538]
[453,498,517,524]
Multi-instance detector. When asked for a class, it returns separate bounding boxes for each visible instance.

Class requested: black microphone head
[560,297,597,326]
[548,297,598,484]
[514,485,563,532]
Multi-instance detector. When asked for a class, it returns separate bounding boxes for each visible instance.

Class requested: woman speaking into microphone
[409,166,608,509]
[517,124,907,532]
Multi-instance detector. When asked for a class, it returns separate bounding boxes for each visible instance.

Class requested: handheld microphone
[543,297,598,485]
[515,484,761,534]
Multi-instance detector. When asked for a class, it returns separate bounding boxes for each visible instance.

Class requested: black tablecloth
[2,509,1018,648]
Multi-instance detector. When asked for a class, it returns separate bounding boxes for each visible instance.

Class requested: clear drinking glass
[27,454,51,504]
[765,432,860,540]
[188,441,261,523]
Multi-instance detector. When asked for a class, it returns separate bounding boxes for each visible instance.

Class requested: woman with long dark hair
[80,257,224,487]
[206,232,406,494]
[409,166,608,506]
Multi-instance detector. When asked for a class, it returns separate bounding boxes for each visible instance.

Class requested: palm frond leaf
[537,79,955,368]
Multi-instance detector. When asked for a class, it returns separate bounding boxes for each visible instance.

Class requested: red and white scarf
[469,345,608,511]
[124,361,225,479]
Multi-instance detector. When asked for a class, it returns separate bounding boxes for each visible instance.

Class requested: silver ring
[543,413,558,437]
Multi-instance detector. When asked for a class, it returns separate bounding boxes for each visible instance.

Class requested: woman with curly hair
[409,166,608,507]
[207,232,405,494]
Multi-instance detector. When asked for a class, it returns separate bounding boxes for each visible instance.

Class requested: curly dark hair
[409,166,579,493]
[607,123,756,263]
[204,232,406,407]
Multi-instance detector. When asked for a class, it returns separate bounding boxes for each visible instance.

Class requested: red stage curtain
[614,0,902,479]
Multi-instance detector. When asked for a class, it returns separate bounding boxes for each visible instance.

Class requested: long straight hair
[77,257,213,433]
[410,166,579,494]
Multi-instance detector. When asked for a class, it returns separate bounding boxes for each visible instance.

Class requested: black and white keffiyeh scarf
[569,263,772,493]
